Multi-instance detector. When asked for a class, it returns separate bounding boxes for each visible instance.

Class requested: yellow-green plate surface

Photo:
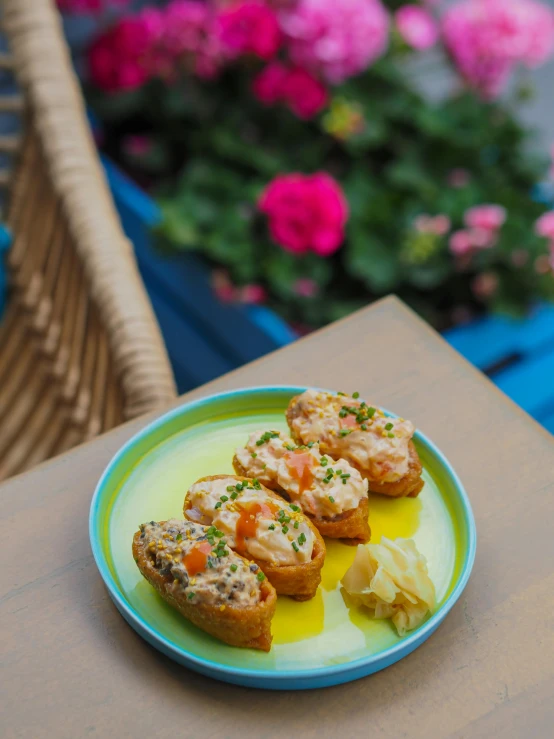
[89,386,476,689]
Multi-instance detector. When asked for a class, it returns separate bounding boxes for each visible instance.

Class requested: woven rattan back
[0,0,176,479]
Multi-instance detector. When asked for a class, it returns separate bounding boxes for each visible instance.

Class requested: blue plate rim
[89,385,477,684]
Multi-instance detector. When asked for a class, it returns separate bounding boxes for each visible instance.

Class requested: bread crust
[234,454,370,543]
[133,524,276,651]
[184,475,326,601]
[286,395,424,499]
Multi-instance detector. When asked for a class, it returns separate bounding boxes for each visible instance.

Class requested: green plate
[90,386,476,689]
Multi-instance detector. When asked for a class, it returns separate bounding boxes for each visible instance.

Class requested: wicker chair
[0,0,177,480]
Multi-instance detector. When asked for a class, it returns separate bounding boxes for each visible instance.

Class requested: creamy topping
[138,519,261,607]
[236,429,368,518]
[235,430,290,488]
[185,478,314,566]
[288,390,415,483]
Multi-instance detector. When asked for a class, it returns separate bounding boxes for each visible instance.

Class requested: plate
[90,386,476,690]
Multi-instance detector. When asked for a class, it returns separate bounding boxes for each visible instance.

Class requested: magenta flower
[218,1,281,60]
[294,278,319,297]
[253,63,328,119]
[281,67,328,119]
[279,0,389,84]
[395,5,439,51]
[252,62,289,105]
[88,15,156,92]
[442,0,554,99]
[259,172,349,256]
[57,0,130,13]
[464,204,506,232]
[161,1,228,79]
[534,211,554,240]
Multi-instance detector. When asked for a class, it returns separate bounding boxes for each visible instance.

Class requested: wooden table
[2,297,553,739]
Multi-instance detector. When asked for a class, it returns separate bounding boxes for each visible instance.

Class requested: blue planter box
[104,159,554,434]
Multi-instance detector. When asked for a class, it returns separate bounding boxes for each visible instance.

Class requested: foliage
[80,0,554,330]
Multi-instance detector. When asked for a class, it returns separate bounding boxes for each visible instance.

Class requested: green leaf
[345,228,400,292]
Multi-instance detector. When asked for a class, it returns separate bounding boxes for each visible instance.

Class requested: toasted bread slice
[184,475,326,601]
[133,520,276,651]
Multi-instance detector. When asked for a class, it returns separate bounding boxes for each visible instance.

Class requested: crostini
[234,430,370,544]
[133,519,277,651]
[286,390,424,498]
[183,475,326,601]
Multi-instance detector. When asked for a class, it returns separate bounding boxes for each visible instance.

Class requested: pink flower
[253,63,328,119]
[162,1,228,79]
[239,284,267,303]
[294,278,319,297]
[252,62,289,104]
[395,5,439,51]
[279,0,389,84]
[472,272,499,299]
[88,16,156,92]
[414,213,451,235]
[448,168,471,188]
[464,204,506,232]
[442,0,554,99]
[534,211,554,239]
[259,172,349,256]
[449,230,474,256]
[281,67,328,119]
[218,1,281,60]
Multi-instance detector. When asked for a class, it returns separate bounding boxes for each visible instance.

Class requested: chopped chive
[282,525,289,534]
[339,409,347,418]
[220,495,228,502]
[337,392,346,396]
[292,542,299,552]
[230,492,238,500]
[230,564,238,572]
[294,521,299,529]
[290,504,300,512]
[320,457,328,466]
[175,533,182,541]
[361,424,367,431]
[367,407,376,418]
[235,482,243,491]
[342,478,347,484]
[257,571,265,582]
[207,559,214,568]
[385,422,393,431]
[298,533,306,545]
[250,452,257,458]
[388,432,395,438]
[285,443,295,451]
[226,485,235,492]
[307,442,315,448]
[188,593,195,600]
[329,496,335,503]
[339,429,352,437]
[255,439,264,446]
[214,502,222,509]
[262,463,267,470]
[352,391,360,399]
[268,524,275,530]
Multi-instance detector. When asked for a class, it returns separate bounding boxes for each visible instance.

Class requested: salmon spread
[186,478,314,566]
